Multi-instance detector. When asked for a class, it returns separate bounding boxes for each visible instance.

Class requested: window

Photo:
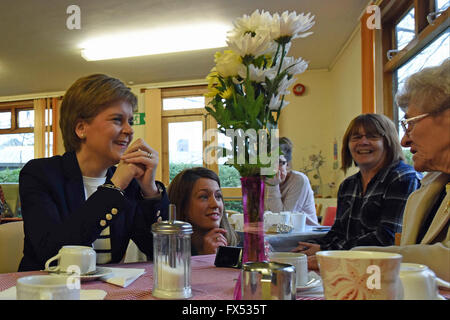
[381,0,449,143]
[0,101,34,182]
[436,0,449,11]
[166,118,204,181]
[0,98,58,183]
[395,7,415,51]
[154,86,242,212]
[163,96,205,111]
[396,29,449,137]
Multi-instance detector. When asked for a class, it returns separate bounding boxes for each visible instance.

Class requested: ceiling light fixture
[80,23,230,61]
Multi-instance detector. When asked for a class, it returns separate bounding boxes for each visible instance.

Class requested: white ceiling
[0,0,369,97]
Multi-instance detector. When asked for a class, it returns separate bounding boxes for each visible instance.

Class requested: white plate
[312,226,331,232]
[44,267,112,282]
[297,272,322,291]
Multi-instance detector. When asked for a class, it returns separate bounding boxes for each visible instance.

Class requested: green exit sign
[133,113,146,126]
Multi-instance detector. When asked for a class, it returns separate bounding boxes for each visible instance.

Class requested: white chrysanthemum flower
[229,9,273,37]
[238,64,276,83]
[268,94,290,111]
[271,11,315,42]
[277,74,297,95]
[227,31,274,58]
[277,56,309,76]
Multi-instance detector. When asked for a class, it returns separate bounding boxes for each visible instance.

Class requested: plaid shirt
[317,160,422,250]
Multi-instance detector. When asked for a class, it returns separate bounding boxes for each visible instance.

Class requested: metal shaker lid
[151,204,193,235]
[243,261,295,273]
[152,220,193,234]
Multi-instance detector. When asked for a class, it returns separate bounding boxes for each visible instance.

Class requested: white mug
[279,212,291,225]
[399,263,446,300]
[317,250,402,300]
[269,252,308,287]
[290,212,306,232]
[45,245,96,275]
[264,212,290,230]
[16,275,80,300]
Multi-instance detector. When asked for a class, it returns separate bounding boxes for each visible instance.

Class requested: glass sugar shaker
[152,204,193,299]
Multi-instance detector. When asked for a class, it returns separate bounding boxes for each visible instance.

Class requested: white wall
[279,25,362,197]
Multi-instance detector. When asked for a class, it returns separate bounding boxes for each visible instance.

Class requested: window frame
[157,85,242,203]
[380,0,449,123]
[0,100,34,134]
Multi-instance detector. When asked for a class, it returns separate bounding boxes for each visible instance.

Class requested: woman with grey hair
[354,59,450,282]
[264,137,319,226]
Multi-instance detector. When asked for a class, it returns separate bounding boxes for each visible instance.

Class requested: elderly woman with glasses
[264,137,319,226]
[353,59,450,282]
[293,114,422,269]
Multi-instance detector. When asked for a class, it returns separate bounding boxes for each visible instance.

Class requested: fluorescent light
[80,23,229,61]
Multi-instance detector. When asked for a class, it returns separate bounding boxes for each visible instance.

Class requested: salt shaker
[152,204,193,299]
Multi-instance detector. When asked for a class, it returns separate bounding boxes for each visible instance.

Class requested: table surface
[264,226,328,252]
[1,254,448,300]
[0,254,322,300]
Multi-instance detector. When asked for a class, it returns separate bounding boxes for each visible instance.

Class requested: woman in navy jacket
[18,74,169,271]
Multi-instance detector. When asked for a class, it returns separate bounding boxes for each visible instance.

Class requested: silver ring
[147,152,152,158]
[216,237,220,241]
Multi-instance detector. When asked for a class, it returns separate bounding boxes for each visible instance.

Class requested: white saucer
[312,226,331,232]
[297,271,322,291]
[44,267,112,282]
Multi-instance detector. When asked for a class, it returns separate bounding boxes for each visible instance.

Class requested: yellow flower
[215,50,242,78]
[219,87,233,100]
[205,87,220,98]
[206,68,219,88]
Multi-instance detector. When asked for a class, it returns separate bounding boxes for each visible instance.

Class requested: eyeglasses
[399,113,429,133]
[349,133,383,142]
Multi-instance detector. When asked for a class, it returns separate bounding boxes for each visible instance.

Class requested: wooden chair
[315,203,323,224]
[0,221,24,273]
[315,203,323,217]
[225,210,241,217]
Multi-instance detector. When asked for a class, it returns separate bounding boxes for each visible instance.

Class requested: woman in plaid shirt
[293,114,421,269]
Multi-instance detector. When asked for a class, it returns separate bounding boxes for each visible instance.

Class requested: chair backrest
[322,206,337,226]
[0,221,24,273]
[314,203,323,217]
[225,210,241,217]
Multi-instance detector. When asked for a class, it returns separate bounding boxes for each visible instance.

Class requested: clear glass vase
[241,176,267,263]
[233,175,267,299]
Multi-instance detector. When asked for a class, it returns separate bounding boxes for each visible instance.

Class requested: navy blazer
[18,151,169,271]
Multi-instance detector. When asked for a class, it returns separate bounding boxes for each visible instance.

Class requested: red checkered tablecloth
[1,254,447,300]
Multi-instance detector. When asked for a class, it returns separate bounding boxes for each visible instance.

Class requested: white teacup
[290,212,306,232]
[279,212,291,225]
[317,250,403,300]
[16,275,80,300]
[269,252,308,287]
[264,212,290,230]
[399,263,446,300]
[45,245,96,275]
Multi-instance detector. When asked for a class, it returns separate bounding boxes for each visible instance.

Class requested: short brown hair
[168,167,239,246]
[60,74,137,152]
[341,114,405,174]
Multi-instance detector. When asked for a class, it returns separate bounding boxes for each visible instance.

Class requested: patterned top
[315,160,422,250]
[83,176,112,265]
